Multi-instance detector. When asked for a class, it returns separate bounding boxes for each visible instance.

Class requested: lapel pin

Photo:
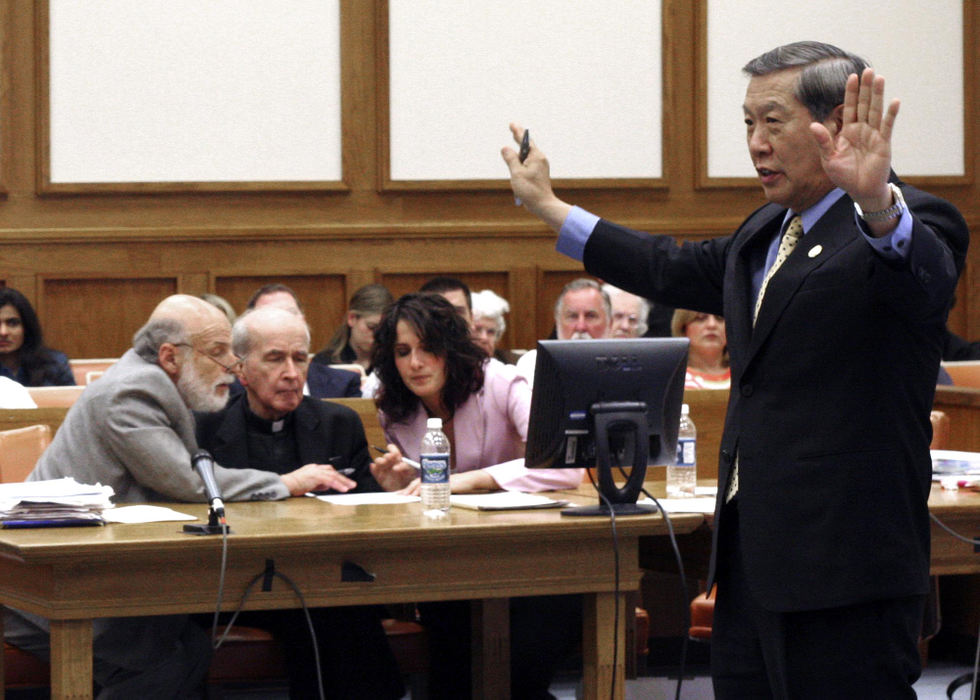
[808,245,823,258]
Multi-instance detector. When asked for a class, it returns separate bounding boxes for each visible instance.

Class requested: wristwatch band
[854,183,906,222]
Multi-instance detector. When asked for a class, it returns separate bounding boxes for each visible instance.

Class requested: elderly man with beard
[4,294,344,699]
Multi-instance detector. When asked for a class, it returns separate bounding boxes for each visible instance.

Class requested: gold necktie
[726,215,803,502]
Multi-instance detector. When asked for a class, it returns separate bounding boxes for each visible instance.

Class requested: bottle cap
[426,417,443,430]
[681,403,690,415]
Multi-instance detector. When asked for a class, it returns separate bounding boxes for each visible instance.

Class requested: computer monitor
[525,337,689,516]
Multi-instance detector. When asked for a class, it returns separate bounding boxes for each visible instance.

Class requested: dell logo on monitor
[594,355,642,372]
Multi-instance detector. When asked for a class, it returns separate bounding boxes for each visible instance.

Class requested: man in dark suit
[195,306,403,699]
[502,41,969,697]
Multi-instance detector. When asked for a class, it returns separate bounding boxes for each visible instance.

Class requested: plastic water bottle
[420,417,451,512]
[667,404,697,497]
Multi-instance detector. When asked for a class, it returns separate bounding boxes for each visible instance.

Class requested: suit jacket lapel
[748,195,858,355]
[729,209,783,372]
[212,396,250,466]
[295,399,324,465]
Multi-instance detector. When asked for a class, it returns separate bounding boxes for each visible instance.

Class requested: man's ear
[158,343,181,379]
[826,103,845,136]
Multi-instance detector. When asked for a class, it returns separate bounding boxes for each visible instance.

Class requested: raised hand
[810,67,900,214]
[500,123,572,232]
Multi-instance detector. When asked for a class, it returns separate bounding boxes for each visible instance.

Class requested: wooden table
[0,493,704,699]
[638,481,980,578]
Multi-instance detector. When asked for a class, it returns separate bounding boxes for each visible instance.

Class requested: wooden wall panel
[0,0,974,363]
[214,274,347,353]
[39,277,176,358]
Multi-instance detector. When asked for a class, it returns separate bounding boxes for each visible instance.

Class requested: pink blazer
[380,359,583,492]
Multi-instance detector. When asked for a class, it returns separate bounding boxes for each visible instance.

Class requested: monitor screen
[524,337,689,515]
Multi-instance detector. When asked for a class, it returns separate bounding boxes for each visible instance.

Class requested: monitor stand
[561,402,659,517]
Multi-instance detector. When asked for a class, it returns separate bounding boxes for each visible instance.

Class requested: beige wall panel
[40,277,177,358]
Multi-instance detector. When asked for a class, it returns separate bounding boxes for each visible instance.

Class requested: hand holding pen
[370,444,422,493]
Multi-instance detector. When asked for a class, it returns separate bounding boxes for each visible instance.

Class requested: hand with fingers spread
[810,67,900,219]
[500,122,572,232]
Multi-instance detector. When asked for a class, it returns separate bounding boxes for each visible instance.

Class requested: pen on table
[515,128,530,206]
[371,445,422,470]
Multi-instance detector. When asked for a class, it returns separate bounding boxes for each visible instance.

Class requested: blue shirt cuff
[857,207,912,261]
[556,206,600,261]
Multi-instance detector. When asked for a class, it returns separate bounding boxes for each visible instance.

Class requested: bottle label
[420,454,449,484]
[676,438,696,467]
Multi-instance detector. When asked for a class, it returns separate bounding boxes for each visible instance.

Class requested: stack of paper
[0,478,115,528]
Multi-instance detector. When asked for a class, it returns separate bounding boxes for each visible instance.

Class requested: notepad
[449,492,568,511]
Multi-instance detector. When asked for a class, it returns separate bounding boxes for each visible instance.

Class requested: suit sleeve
[584,220,732,316]
[106,383,287,502]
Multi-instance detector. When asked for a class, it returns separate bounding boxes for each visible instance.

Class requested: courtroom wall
[0,1,977,359]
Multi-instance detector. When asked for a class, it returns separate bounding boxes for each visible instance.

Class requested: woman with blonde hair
[672,308,730,389]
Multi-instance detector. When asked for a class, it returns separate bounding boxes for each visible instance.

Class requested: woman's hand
[370,443,419,492]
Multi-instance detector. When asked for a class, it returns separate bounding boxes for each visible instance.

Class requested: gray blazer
[30,349,287,503]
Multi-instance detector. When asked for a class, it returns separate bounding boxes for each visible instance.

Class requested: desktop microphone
[192,449,225,518]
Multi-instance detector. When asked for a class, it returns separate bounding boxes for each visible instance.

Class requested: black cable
[213,561,325,700]
[930,511,980,546]
[640,483,690,700]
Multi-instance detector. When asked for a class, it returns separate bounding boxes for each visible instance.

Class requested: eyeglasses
[175,343,241,372]
[612,313,641,326]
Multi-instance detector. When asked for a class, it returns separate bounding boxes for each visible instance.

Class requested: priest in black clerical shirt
[194,305,403,700]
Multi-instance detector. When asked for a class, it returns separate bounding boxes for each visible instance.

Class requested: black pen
[371,444,421,470]
[519,129,530,163]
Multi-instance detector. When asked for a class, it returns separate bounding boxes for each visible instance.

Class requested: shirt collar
[785,187,846,234]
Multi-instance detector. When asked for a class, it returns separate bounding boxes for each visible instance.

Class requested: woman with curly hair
[371,292,581,494]
[370,291,583,700]
[0,288,75,387]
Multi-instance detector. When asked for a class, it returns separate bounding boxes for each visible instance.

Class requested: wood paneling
[40,277,176,358]
[0,0,975,360]
[214,274,347,352]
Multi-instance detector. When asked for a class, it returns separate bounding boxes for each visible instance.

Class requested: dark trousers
[419,594,582,700]
[711,500,925,700]
[203,605,404,700]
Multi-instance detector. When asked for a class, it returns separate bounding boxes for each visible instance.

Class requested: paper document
[931,449,980,477]
[450,492,568,511]
[638,496,717,514]
[103,506,197,524]
[315,492,421,505]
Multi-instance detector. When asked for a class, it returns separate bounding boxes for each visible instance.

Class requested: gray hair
[232,306,309,359]
[132,318,188,364]
[602,283,650,336]
[554,278,612,322]
[471,289,510,337]
[742,41,869,122]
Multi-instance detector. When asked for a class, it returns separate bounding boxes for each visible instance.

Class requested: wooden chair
[0,424,52,483]
[941,361,980,389]
[325,397,386,451]
[26,385,85,408]
[69,358,118,386]
[1,424,54,690]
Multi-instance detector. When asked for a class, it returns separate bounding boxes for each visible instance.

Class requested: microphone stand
[183,504,230,535]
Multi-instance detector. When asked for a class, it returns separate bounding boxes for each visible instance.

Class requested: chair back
[325,397,386,452]
[941,361,980,389]
[929,410,950,450]
[69,358,118,386]
[27,385,85,408]
[0,424,52,482]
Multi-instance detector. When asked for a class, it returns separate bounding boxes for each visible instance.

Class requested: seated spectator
[602,283,650,338]
[195,306,403,699]
[369,292,582,699]
[419,276,474,327]
[0,288,75,387]
[672,308,731,389]
[516,278,612,385]
[199,293,237,325]
[246,283,361,398]
[943,327,980,361]
[471,288,512,362]
[313,283,393,373]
